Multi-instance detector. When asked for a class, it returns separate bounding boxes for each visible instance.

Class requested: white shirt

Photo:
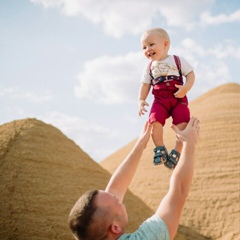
[118,215,170,240]
[140,55,193,84]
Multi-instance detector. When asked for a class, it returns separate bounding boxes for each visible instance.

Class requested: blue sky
[1,0,239,161]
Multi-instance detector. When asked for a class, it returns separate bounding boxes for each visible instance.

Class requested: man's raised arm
[156,117,200,240]
[105,122,152,203]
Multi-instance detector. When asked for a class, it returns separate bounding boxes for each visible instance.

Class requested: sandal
[164,149,180,170]
[153,146,168,165]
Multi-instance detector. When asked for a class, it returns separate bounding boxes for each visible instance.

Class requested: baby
[138,28,195,169]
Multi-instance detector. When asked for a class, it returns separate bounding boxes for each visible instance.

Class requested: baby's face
[141,33,169,61]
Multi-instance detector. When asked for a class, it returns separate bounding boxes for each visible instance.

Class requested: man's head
[68,190,128,240]
[141,28,170,61]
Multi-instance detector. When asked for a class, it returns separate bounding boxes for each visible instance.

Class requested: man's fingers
[188,117,195,126]
[189,117,200,137]
[191,117,200,128]
[171,124,180,134]
[142,121,152,132]
[147,123,152,133]
[193,118,200,134]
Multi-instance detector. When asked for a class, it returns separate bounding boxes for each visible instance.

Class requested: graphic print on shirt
[151,62,178,78]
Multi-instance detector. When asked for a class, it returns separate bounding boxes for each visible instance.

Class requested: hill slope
[0,118,153,239]
[101,83,240,240]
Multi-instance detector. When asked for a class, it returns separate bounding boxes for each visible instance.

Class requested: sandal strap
[168,149,180,165]
[169,149,180,158]
[154,146,168,157]
[164,150,181,170]
[153,146,168,165]
[154,146,168,154]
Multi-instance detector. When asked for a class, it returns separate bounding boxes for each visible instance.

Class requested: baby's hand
[138,100,149,116]
[174,84,188,98]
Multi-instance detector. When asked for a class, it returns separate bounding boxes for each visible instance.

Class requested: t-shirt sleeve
[140,64,152,84]
[118,215,170,240]
[179,56,194,77]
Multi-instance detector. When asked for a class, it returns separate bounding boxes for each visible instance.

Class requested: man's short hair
[68,190,98,239]
[68,190,111,240]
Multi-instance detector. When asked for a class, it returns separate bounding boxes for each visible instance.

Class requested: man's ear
[109,222,122,234]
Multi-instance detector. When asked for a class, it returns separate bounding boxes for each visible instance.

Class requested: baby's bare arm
[174,71,195,98]
[138,83,151,116]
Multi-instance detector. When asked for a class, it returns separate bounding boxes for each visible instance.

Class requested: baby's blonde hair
[141,28,170,43]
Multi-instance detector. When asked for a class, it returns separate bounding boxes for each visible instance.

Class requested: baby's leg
[152,121,164,147]
[149,100,169,165]
[173,122,188,153]
[152,121,168,165]
[171,97,190,153]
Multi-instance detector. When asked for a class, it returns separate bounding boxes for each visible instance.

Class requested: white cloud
[208,42,240,59]
[39,111,125,161]
[156,0,215,29]
[0,85,52,102]
[190,60,231,101]
[170,38,206,62]
[74,51,146,104]
[30,0,62,8]
[200,9,240,25]
[31,0,154,38]
[74,37,239,104]
[171,38,235,100]
[30,0,240,37]
[172,38,240,60]
[30,0,219,37]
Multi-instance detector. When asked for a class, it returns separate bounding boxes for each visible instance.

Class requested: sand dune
[0,83,239,239]
[101,83,240,240]
[0,119,153,239]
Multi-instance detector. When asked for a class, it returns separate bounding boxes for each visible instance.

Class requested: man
[68,117,200,240]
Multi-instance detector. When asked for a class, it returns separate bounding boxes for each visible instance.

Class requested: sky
[1,0,240,162]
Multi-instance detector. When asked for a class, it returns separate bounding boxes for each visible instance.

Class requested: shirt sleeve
[140,64,152,84]
[179,56,194,77]
[118,215,170,240]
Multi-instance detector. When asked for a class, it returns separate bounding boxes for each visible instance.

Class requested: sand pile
[0,119,153,239]
[101,83,240,240]
[1,83,239,240]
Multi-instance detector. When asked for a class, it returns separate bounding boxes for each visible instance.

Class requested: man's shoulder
[118,215,170,240]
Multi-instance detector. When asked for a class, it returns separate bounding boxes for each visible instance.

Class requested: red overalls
[149,56,190,126]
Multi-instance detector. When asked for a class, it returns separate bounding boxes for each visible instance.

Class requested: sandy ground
[0,118,153,239]
[101,83,240,240]
[0,83,239,240]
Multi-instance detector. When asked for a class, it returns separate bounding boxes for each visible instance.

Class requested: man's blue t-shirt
[118,215,170,240]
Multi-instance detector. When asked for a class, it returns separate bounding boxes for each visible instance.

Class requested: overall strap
[149,56,183,86]
[148,61,154,80]
[173,55,182,78]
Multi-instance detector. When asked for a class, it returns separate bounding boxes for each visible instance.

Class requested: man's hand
[136,121,152,148]
[138,100,149,116]
[171,117,200,145]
